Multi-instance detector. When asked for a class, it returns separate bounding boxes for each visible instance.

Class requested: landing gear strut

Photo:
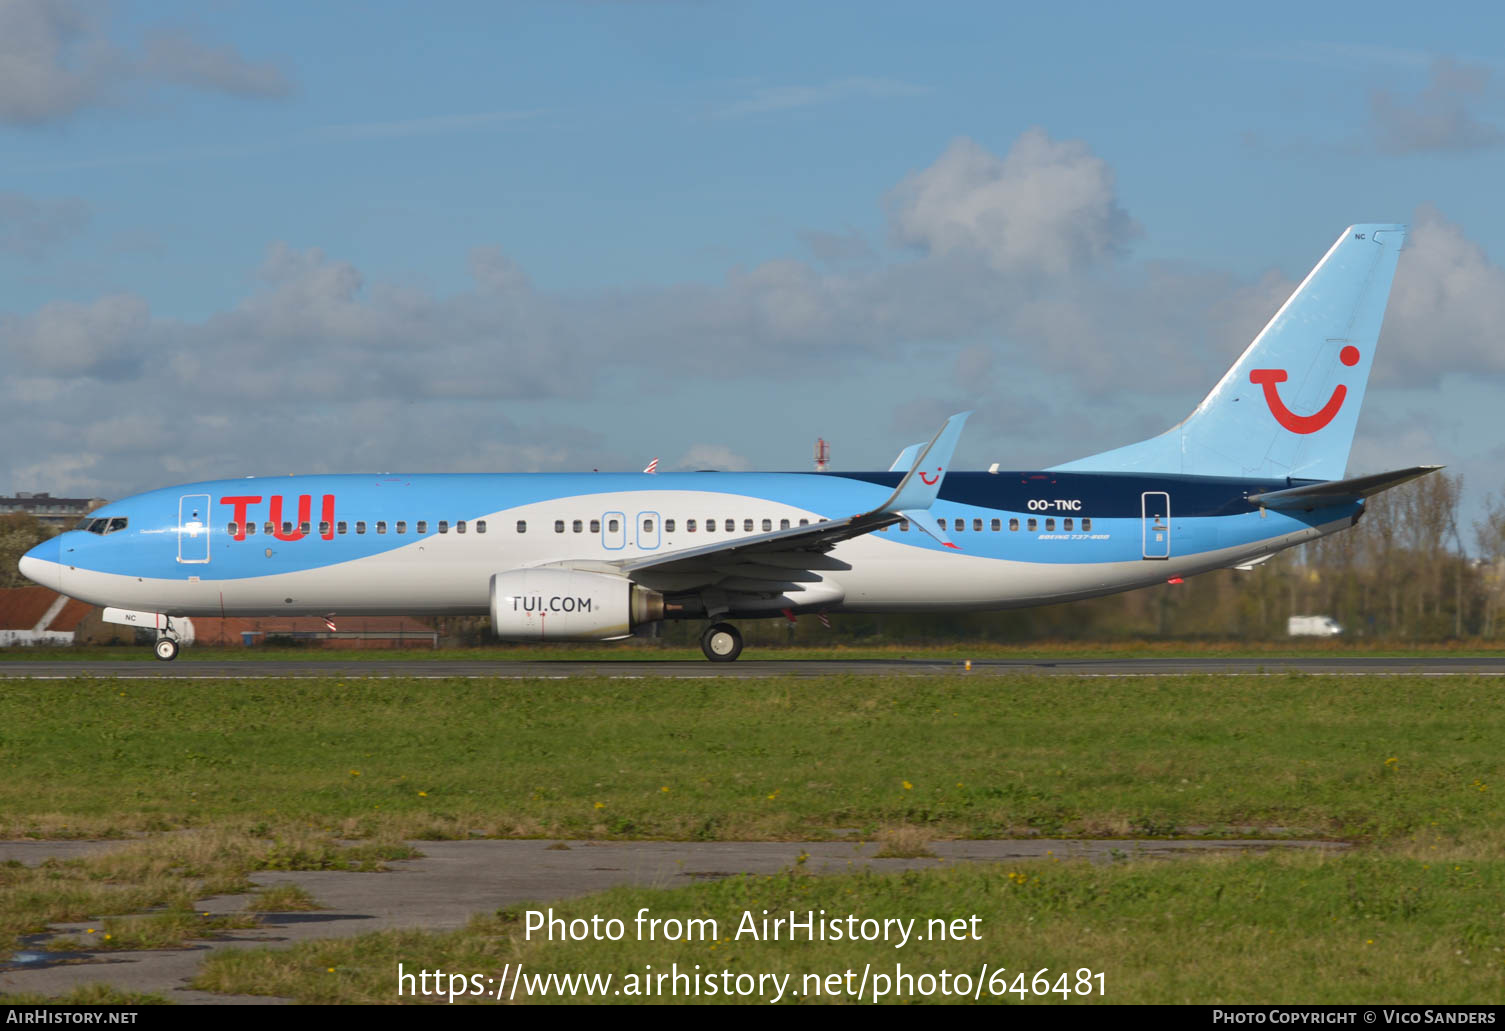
[700,622,743,662]
[153,616,182,662]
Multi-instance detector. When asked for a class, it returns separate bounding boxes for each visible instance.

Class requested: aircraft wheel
[154,637,180,662]
[700,622,743,663]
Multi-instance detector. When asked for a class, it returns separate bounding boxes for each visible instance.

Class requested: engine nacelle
[490,569,663,641]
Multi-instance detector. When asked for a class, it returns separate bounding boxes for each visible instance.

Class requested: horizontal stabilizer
[1247,465,1442,510]
[900,509,958,549]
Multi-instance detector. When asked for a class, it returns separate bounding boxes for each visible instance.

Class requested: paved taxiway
[1,837,1340,1003]
[2,656,1504,678]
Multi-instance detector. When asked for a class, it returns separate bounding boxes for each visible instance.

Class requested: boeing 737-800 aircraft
[20,224,1434,661]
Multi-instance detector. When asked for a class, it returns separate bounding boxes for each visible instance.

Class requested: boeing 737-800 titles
[20,224,1435,661]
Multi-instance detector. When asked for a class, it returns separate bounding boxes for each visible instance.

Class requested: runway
[3,655,1504,678]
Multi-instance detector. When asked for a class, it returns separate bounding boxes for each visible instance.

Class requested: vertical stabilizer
[1052,224,1406,481]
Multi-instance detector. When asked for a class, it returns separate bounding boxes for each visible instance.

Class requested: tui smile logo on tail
[1249,345,1361,434]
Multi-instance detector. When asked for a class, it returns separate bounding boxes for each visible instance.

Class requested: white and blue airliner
[20,225,1435,661]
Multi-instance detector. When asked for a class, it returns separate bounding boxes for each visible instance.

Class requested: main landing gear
[700,622,743,662]
[153,617,184,662]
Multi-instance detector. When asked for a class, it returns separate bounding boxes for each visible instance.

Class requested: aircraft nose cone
[18,536,62,590]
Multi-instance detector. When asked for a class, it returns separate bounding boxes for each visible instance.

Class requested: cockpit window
[81,517,126,535]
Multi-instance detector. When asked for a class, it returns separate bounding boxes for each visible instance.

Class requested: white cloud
[715,77,929,119]
[886,129,1139,276]
[1368,57,1503,154]
[0,192,90,258]
[675,445,753,472]
[1381,205,1505,384]
[0,0,292,126]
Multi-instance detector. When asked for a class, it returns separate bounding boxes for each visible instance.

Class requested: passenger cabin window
[725,519,735,532]
[590,519,600,533]
[665,519,675,533]
[1082,517,1092,531]
[687,519,697,532]
[704,518,715,532]
[456,521,466,534]
[1009,518,1019,531]
[299,521,310,534]
[573,519,583,533]
[1046,518,1055,531]
[356,521,367,534]
[899,519,910,532]
[319,521,331,536]
[337,521,347,535]
[438,521,448,533]
[555,520,565,533]
[954,518,964,532]
[1027,518,1037,531]
[1063,518,1073,531]
[396,521,406,534]
[376,521,387,534]
[245,521,256,536]
[780,518,790,530]
[799,518,809,527]
[227,522,237,536]
[263,522,274,536]
[608,518,619,532]
[991,518,1001,531]
[476,521,486,533]
[417,520,427,533]
[516,520,526,533]
[762,518,772,532]
[643,518,654,533]
[743,519,753,532]
[973,518,983,532]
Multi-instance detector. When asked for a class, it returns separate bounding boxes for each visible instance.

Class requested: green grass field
[0,674,1498,841]
[1,672,1501,1003]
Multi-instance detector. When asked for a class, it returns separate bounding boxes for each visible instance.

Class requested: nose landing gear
[700,622,743,662]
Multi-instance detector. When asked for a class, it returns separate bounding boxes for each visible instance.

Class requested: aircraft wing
[1247,465,1442,510]
[544,412,970,605]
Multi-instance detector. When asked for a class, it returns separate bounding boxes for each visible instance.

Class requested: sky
[4,0,1505,539]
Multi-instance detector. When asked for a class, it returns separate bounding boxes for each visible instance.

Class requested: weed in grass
[246,883,322,913]
[0,829,415,954]
[873,826,939,859]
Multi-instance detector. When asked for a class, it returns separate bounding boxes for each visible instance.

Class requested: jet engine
[490,569,663,640]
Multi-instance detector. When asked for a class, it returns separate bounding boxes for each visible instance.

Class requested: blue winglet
[888,443,925,472]
[877,411,970,514]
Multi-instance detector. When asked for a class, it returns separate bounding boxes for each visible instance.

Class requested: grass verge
[0,674,1497,842]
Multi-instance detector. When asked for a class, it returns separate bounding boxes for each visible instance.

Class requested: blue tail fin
[1052,224,1406,481]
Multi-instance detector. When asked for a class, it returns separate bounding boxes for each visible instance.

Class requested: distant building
[0,492,107,530]
[0,586,91,646]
